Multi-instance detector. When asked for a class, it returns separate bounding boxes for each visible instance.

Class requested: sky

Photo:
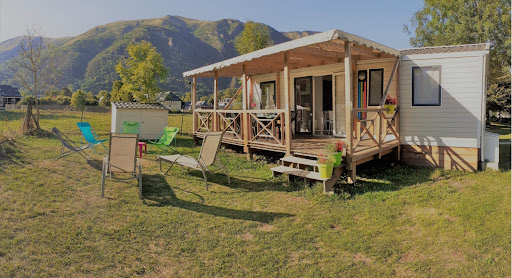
[0,0,424,49]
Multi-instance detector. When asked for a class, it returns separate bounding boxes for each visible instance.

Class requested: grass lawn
[487,122,511,142]
[0,110,510,277]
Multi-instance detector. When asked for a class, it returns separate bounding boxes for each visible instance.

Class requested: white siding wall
[400,53,486,148]
[112,108,168,140]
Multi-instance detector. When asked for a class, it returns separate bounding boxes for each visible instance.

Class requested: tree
[110,80,132,102]
[115,41,168,103]
[60,87,72,97]
[235,21,273,55]
[405,0,511,114]
[85,92,98,106]
[182,92,192,102]
[7,26,59,131]
[47,89,60,98]
[98,90,111,107]
[71,90,87,122]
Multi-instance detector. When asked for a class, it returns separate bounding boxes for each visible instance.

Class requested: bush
[19,96,36,105]
[55,96,71,105]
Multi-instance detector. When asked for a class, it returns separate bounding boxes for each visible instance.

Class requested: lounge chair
[121,121,140,134]
[158,131,230,191]
[77,122,108,154]
[148,126,179,154]
[101,133,142,200]
[52,127,92,161]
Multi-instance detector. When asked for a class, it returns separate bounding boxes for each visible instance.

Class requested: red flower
[335,141,345,152]
[385,96,397,105]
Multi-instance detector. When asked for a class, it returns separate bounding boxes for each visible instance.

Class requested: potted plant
[317,151,335,179]
[384,96,397,114]
[332,141,344,166]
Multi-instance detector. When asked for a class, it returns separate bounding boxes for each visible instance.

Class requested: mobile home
[183,30,490,187]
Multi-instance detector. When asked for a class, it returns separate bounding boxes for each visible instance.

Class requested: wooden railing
[248,110,286,146]
[194,109,287,149]
[351,107,400,153]
[218,110,243,140]
[195,109,213,132]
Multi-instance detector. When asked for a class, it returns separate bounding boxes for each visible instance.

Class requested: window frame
[412,65,442,106]
[368,68,384,106]
[259,80,277,109]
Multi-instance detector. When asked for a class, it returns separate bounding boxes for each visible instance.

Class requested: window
[412,66,441,106]
[258,81,276,109]
[368,69,383,106]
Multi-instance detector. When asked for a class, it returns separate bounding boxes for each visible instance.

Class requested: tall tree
[7,27,59,131]
[110,80,132,102]
[98,90,111,107]
[71,90,87,122]
[235,21,273,55]
[115,41,168,103]
[405,0,511,115]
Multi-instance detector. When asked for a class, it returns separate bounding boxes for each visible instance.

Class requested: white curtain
[413,66,441,105]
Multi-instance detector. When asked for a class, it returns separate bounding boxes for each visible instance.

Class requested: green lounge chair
[148,126,179,154]
[121,121,140,134]
[77,122,108,154]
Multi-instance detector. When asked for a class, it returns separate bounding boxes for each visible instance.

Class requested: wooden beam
[379,57,400,106]
[275,72,281,109]
[242,65,249,153]
[344,42,355,183]
[192,76,197,133]
[224,85,242,109]
[284,53,292,155]
[213,70,218,131]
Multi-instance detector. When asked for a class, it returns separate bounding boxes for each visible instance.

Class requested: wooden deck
[195,132,400,165]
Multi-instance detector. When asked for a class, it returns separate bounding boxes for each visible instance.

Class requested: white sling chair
[158,131,230,191]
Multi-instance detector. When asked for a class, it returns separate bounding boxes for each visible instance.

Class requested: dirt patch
[289,251,314,266]
[240,232,253,241]
[257,224,275,232]
[353,253,373,265]
[394,265,417,277]
[444,215,458,222]
[399,251,428,263]
[329,224,341,230]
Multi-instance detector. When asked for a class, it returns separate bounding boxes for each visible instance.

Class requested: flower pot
[333,152,343,166]
[318,162,334,178]
[385,104,396,114]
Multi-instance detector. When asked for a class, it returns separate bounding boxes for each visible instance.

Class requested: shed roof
[400,43,489,55]
[0,85,21,97]
[183,29,400,78]
[112,102,168,110]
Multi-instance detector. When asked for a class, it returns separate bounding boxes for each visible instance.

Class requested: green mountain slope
[0,15,314,96]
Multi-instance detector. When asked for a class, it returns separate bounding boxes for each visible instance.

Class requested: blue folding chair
[77,122,109,154]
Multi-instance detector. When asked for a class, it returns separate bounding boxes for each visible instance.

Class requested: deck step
[280,156,319,168]
[271,166,329,181]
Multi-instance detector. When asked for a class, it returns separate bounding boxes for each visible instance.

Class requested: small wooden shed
[111,102,168,140]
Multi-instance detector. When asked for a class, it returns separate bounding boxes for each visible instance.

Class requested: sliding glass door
[294,77,313,134]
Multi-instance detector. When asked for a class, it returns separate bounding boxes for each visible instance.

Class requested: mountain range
[0,15,316,97]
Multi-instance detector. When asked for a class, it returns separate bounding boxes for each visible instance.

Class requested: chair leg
[201,169,208,191]
[101,156,107,198]
[101,142,108,153]
[138,159,142,200]
[217,158,230,185]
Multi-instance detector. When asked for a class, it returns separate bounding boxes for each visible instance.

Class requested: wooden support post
[395,62,401,161]
[192,76,198,145]
[344,42,355,184]
[213,70,218,131]
[242,65,250,154]
[284,53,292,155]
[379,57,400,106]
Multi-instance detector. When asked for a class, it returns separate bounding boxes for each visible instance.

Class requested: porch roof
[183,29,400,78]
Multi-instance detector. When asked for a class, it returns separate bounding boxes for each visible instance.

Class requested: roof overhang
[183,29,400,78]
